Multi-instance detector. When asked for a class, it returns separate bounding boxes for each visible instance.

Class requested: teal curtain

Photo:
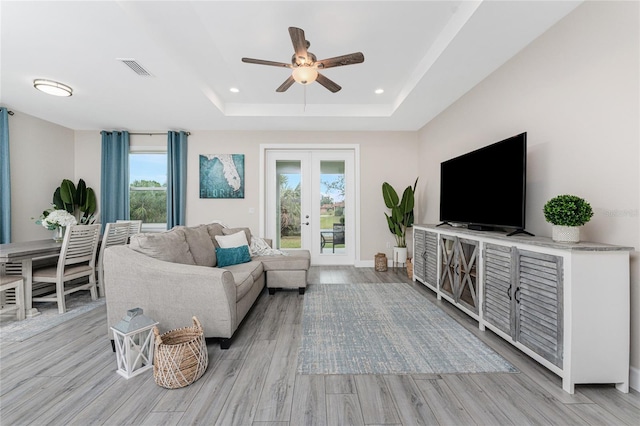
[0,108,10,243]
[167,131,188,229]
[101,131,130,233]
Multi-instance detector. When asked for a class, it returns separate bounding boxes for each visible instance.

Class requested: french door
[265,148,356,265]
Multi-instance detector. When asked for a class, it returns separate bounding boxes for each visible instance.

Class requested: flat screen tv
[439,132,531,236]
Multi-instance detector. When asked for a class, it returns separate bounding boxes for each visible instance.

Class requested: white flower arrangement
[40,209,77,230]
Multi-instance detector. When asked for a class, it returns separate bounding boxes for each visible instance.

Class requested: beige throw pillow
[222,227,252,244]
[215,231,249,248]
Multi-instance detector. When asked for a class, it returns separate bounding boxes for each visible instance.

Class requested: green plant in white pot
[382,178,418,263]
[543,194,593,243]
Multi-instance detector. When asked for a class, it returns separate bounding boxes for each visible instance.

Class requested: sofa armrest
[104,245,238,338]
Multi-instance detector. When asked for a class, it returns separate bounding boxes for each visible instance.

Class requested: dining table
[0,239,63,317]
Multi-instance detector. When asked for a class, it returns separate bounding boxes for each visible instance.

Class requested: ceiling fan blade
[276,75,295,92]
[316,73,341,93]
[316,52,365,69]
[242,57,292,68]
[288,27,309,63]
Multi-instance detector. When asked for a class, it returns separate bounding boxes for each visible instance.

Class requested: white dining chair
[0,274,25,320]
[32,224,101,314]
[97,222,130,298]
[116,220,142,237]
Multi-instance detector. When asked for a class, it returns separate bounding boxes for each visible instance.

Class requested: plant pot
[393,247,408,264]
[552,225,580,243]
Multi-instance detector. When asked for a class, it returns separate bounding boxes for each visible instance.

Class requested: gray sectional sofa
[103,222,309,349]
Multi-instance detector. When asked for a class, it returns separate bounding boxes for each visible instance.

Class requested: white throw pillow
[215,230,249,248]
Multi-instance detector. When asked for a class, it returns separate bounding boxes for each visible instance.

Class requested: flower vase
[53,227,65,242]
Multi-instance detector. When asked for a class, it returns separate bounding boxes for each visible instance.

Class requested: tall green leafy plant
[52,178,97,224]
[382,178,418,248]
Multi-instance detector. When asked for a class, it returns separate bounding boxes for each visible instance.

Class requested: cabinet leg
[562,378,575,394]
[615,381,629,393]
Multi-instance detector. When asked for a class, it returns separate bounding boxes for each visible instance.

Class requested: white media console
[413,224,632,394]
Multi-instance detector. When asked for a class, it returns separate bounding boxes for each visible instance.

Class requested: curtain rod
[129,131,191,136]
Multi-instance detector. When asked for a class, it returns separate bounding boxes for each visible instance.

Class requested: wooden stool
[0,274,26,320]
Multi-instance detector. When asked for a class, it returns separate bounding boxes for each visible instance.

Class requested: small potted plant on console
[543,194,593,243]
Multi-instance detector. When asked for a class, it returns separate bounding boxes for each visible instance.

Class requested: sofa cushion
[206,223,226,247]
[129,229,196,265]
[216,246,251,268]
[177,225,216,267]
[223,260,264,299]
[215,231,249,248]
[255,250,311,271]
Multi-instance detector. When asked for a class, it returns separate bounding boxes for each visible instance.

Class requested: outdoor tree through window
[129,152,167,227]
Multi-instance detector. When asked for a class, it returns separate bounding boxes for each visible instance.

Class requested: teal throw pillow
[216,245,251,267]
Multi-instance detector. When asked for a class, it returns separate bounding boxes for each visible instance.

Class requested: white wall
[6,111,75,242]
[417,1,640,379]
[74,129,419,264]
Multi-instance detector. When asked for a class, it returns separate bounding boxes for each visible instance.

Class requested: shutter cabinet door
[483,244,515,337]
[439,236,456,299]
[424,231,438,286]
[516,249,564,368]
[455,238,479,314]
[414,229,425,282]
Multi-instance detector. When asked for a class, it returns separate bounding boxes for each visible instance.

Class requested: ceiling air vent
[117,59,152,76]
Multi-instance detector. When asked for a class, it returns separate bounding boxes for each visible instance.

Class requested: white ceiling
[0,1,582,132]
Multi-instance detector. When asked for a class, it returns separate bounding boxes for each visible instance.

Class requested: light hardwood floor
[1,266,638,425]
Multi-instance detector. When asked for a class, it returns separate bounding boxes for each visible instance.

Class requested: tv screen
[439,132,527,231]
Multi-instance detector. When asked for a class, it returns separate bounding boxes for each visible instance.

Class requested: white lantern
[111,308,158,379]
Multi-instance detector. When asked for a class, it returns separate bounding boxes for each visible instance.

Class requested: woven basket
[153,317,208,389]
[375,253,388,272]
[406,258,413,280]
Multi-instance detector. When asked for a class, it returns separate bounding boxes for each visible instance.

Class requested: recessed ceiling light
[230,87,240,93]
[33,79,73,97]
[374,88,384,95]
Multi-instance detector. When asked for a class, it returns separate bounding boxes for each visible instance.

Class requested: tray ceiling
[0,1,582,131]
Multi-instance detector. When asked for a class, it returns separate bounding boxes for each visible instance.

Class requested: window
[129,152,167,231]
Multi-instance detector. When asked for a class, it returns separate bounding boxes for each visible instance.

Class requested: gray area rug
[0,292,105,342]
[298,282,517,375]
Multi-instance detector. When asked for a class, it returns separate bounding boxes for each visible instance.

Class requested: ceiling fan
[242,27,365,93]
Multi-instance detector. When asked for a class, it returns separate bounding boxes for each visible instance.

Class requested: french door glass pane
[276,160,301,249]
[320,160,345,254]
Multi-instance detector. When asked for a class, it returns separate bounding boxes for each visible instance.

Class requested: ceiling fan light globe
[292,66,318,85]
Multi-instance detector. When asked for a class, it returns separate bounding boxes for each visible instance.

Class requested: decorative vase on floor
[393,247,408,265]
[552,225,579,243]
[53,227,65,242]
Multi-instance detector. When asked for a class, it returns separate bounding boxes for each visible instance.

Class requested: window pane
[320,161,345,254]
[276,160,301,249]
[129,153,167,224]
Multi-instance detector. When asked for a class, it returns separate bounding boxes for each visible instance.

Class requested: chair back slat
[103,222,130,249]
[116,220,142,237]
[97,222,131,297]
[59,224,101,268]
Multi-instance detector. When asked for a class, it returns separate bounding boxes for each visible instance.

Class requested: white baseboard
[630,365,639,391]
[355,260,374,268]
